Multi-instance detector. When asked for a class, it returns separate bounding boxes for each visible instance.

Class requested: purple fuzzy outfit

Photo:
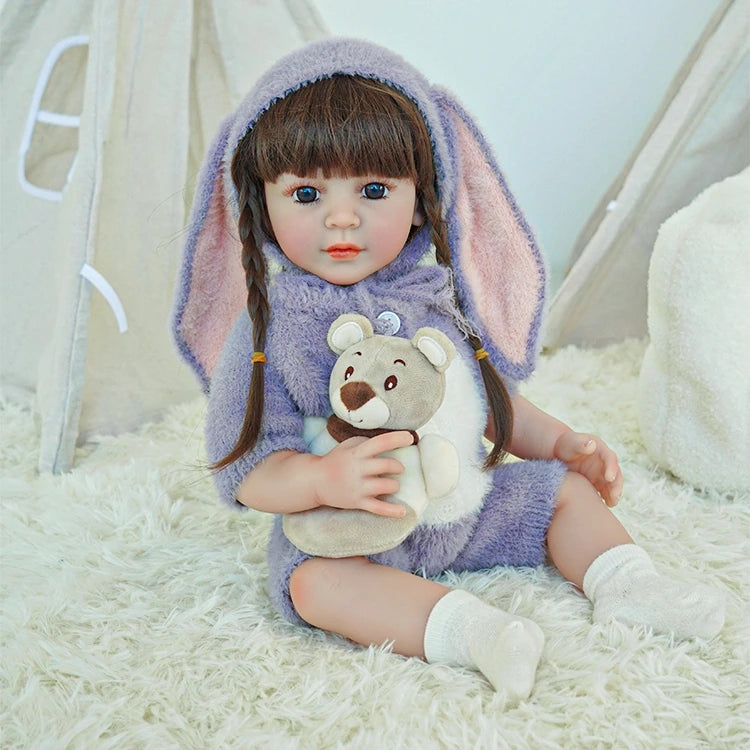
[173,39,566,626]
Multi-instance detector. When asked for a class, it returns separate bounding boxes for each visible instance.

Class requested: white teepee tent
[543,0,749,349]
[1,0,327,472]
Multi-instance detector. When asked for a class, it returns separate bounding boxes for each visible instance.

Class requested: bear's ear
[327,314,375,354]
[412,328,456,373]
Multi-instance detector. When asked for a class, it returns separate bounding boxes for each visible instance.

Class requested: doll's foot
[469,617,545,702]
[583,544,725,640]
[593,576,725,640]
[424,589,544,705]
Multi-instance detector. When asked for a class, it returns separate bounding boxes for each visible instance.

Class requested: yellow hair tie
[251,352,267,364]
[474,348,489,361]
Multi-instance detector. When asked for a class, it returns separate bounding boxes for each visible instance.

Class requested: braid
[241,180,271,344]
[421,182,513,469]
[211,171,271,471]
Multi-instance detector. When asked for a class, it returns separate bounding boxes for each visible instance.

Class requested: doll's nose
[325,202,360,229]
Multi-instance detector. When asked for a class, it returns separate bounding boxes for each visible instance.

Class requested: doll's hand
[313,431,415,517]
[554,430,623,507]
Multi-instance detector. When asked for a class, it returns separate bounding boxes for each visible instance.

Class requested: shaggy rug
[2,340,748,749]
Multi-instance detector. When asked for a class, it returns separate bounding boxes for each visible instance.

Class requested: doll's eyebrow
[393,359,406,366]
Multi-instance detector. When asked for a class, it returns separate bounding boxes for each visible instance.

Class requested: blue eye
[362,182,389,200]
[292,186,319,203]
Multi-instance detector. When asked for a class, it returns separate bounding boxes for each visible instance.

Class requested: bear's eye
[384,375,398,391]
[344,366,354,380]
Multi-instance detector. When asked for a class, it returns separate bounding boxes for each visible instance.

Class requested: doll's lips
[326,243,362,259]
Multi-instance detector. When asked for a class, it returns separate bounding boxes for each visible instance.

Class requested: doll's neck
[326,415,419,445]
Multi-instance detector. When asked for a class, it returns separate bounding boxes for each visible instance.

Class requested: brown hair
[213,75,512,471]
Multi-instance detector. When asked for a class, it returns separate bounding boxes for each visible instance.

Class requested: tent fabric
[0,0,327,473]
[542,0,750,349]
[1,1,92,403]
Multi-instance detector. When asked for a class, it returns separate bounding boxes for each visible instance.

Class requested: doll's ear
[434,89,546,381]
[327,314,375,354]
[172,116,246,392]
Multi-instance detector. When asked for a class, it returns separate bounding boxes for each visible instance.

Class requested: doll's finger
[581,437,598,455]
[361,431,415,457]
[338,435,370,450]
[603,453,621,484]
[365,476,401,497]
[556,433,595,462]
[603,491,619,508]
[361,497,406,518]
[596,471,622,506]
[606,472,624,507]
[594,481,615,507]
[369,457,405,476]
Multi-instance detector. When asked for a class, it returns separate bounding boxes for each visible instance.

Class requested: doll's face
[264,172,424,285]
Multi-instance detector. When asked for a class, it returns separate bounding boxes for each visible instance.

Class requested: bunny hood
[172,37,547,391]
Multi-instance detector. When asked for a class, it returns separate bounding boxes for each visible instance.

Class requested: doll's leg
[546,471,633,587]
[290,556,444,656]
[269,516,543,700]
[548,471,725,639]
[289,556,544,703]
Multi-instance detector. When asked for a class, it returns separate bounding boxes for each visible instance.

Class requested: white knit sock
[423,589,544,703]
[582,544,725,640]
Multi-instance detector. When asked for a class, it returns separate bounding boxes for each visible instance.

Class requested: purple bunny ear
[435,89,547,381]
[172,116,247,392]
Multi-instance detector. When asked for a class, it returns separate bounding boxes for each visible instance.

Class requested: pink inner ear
[454,117,541,366]
[182,173,246,379]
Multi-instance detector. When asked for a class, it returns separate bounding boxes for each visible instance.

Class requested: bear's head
[327,314,456,431]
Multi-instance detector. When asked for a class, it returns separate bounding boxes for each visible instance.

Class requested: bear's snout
[340,381,376,411]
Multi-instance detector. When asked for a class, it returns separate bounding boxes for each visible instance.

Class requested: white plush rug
[2,340,748,749]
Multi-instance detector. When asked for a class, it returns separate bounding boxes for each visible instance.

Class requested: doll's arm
[505,394,567,459]
[507,394,623,507]
[205,314,308,506]
[235,432,415,516]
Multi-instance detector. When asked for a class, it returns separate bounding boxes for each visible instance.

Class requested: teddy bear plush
[282,314,460,558]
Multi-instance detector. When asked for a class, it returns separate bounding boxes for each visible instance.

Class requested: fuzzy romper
[172,38,566,626]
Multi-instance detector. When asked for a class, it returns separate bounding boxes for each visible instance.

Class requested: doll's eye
[384,375,398,391]
[292,186,319,203]
[344,366,354,380]
[362,182,389,200]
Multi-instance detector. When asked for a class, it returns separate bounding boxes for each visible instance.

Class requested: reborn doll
[173,38,725,703]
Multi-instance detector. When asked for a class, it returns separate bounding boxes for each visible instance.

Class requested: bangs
[246,76,431,187]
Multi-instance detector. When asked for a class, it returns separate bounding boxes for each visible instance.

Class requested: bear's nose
[340,381,376,411]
